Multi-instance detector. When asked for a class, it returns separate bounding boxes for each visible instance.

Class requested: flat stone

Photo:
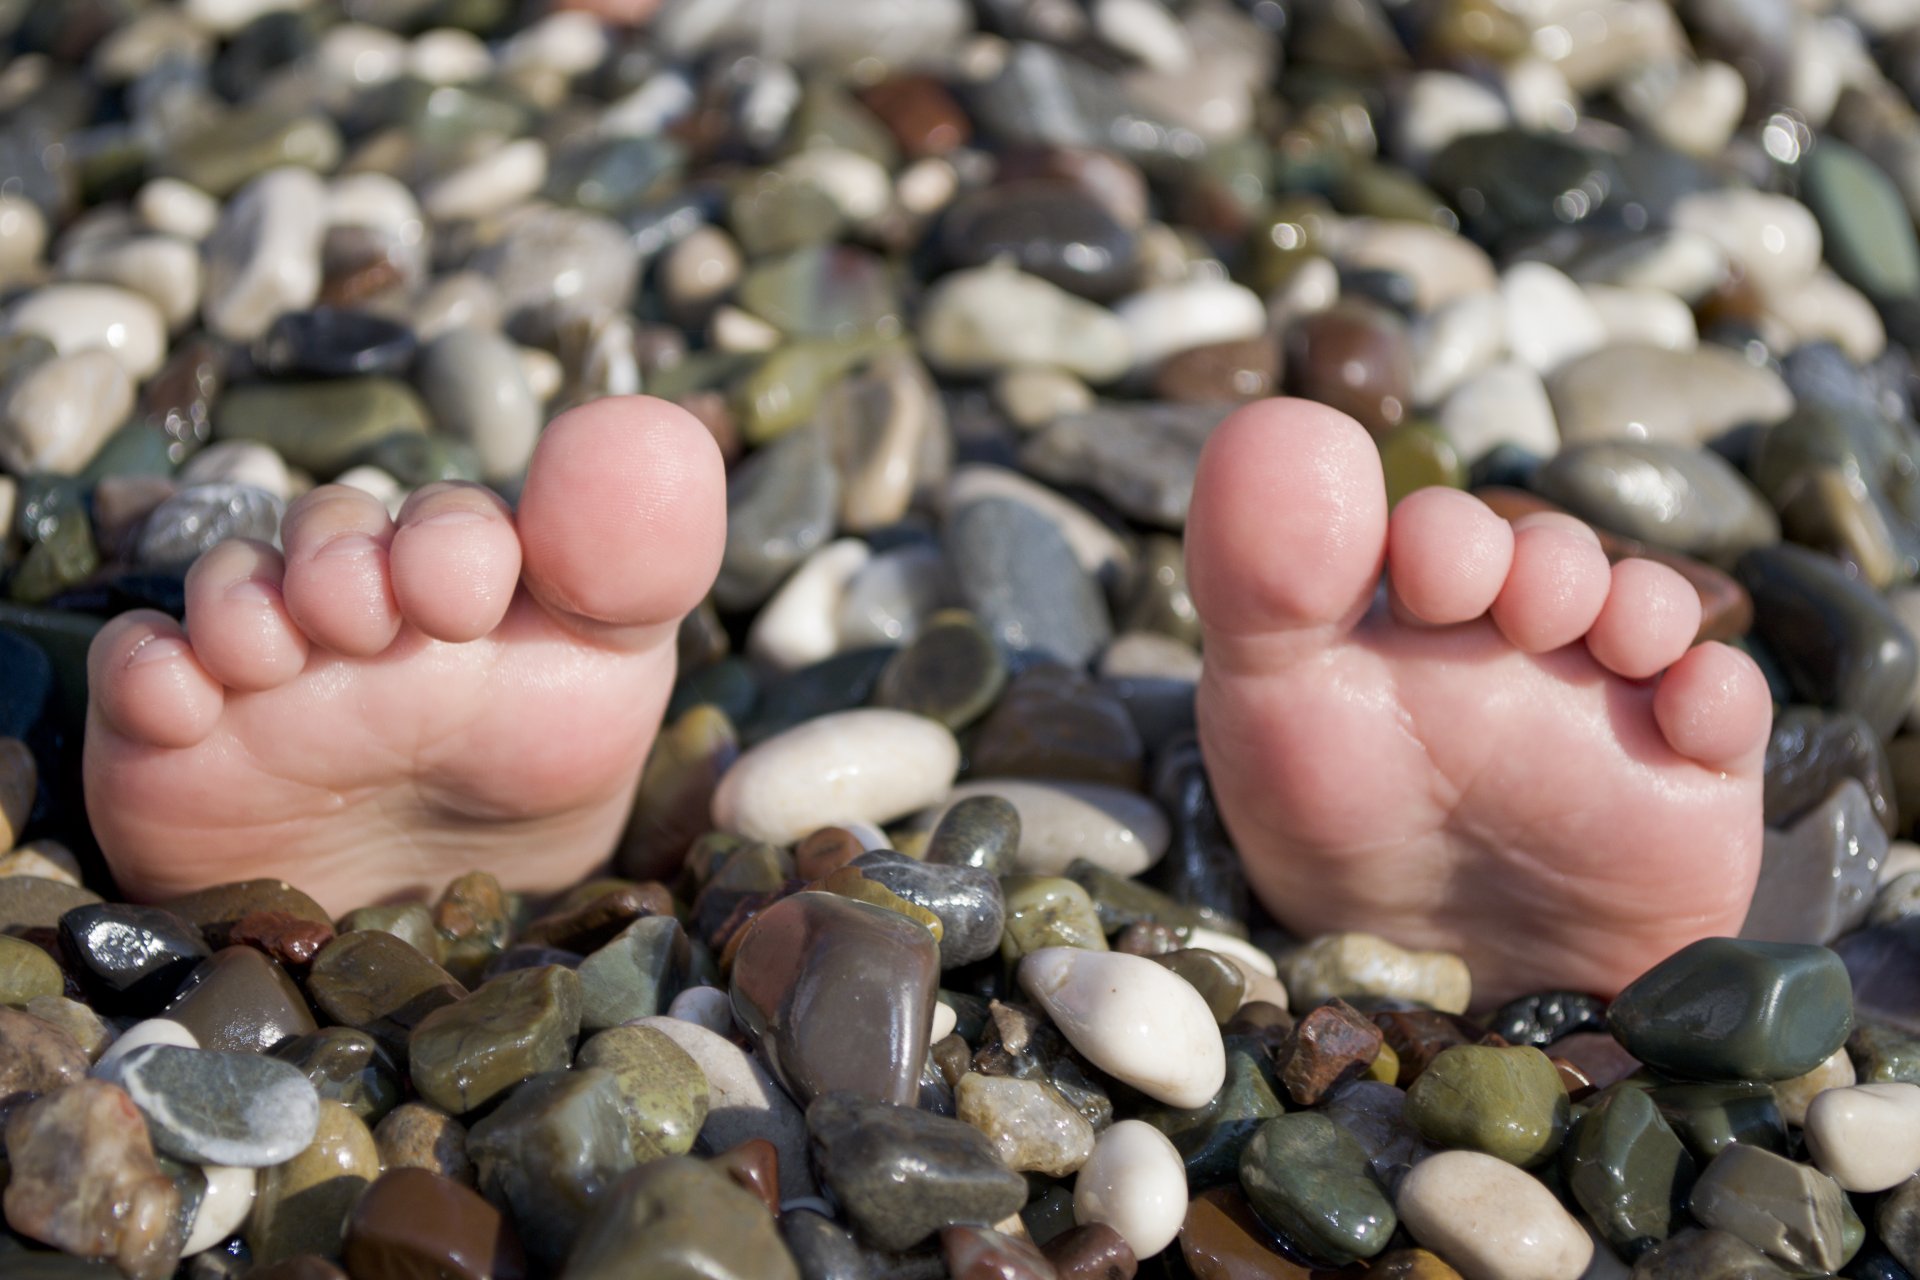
[563,1156,797,1280]
[947,496,1113,668]
[1395,1149,1592,1280]
[1743,779,1886,944]
[214,377,428,479]
[466,1068,638,1273]
[1562,1082,1696,1261]
[712,709,959,844]
[1530,440,1779,564]
[715,418,839,610]
[1,1080,181,1280]
[575,914,690,1031]
[1020,403,1228,530]
[731,890,938,1107]
[1688,1144,1851,1273]
[574,1024,709,1159]
[1404,1044,1569,1167]
[248,1101,379,1267]
[95,1044,320,1166]
[343,1167,525,1280]
[0,933,64,1005]
[1021,946,1225,1108]
[807,1091,1029,1252]
[1278,933,1472,1016]
[162,946,316,1055]
[308,929,466,1059]
[1548,344,1795,446]
[253,308,416,379]
[1239,1112,1396,1265]
[409,965,582,1115]
[871,610,1008,731]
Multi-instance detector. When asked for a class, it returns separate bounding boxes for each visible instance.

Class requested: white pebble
[1393,72,1509,171]
[326,172,426,244]
[60,234,202,331]
[1330,218,1498,312]
[1581,284,1697,353]
[423,138,549,223]
[1501,263,1607,375]
[179,441,292,502]
[92,1019,198,1077]
[1113,279,1266,370]
[1439,361,1560,465]
[599,70,698,138]
[1397,1150,1593,1280]
[712,710,961,844]
[1767,269,1887,365]
[1502,56,1579,134]
[933,778,1169,878]
[182,1165,256,1256]
[710,304,783,353]
[931,1000,958,1044]
[1186,927,1278,978]
[409,28,493,84]
[1671,189,1823,296]
[135,178,219,241]
[6,282,167,379]
[1805,1083,1920,1192]
[1774,1044,1855,1127]
[896,157,958,217]
[746,539,872,672]
[0,350,134,476]
[1074,1122,1188,1258]
[666,985,734,1035]
[1019,948,1225,1109]
[920,261,1132,383]
[778,148,893,224]
[203,168,326,343]
[333,466,405,514]
[1093,0,1191,72]
[312,24,408,91]
[1411,291,1507,408]
[0,193,48,283]
[500,11,609,77]
[1266,255,1340,330]
[183,0,303,36]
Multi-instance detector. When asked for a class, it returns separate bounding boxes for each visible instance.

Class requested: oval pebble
[203,167,326,343]
[711,709,960,844]
[1018,947,1225,1108]
[1073,1119,1188,1260]
[6,283,167,380]
[182,1164,257,1255]
[931,778,1169,877]
[1396,1149,1593,1280]
[1113,280,1266,370]
[1803,1082,1920,1192]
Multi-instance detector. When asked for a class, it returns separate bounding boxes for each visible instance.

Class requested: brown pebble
[793,827,867,881]
[859,75,972,156]
[711,1137,782,1216]
[1274,999,1384,1106]
[1153,337,1281,404]
[1044,1223,1138,1279]
[1371,1009,1483,1088]
[1552,1057,1596,1103]
[229,910,334,968]
[1549,1030,1643,1091]
[1286,299,1412,439]
[160,879,331,947]
[0,1005,89,1102]
[164,945,317,1054]
[1179,1186,1311,1279]
[2,1080,182,1280]
[520,883,671,952]
[373,1101,475,1186]
[343,1166,526,1280]
[944,1224,1061,1279]
[932,1033,974,1088]
[968,663,1144,790]
[1114,921,1184,957]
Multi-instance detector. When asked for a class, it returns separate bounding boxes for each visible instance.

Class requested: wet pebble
[1019,946,1225,1108]
[95,1044,320,1166]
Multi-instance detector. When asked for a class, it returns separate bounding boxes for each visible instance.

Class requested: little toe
[1654,641,1773,770]
[1186,397,1388,649]
[517,395,726,642]
[1586,559,1702,680]
[280,485,402,657]
[1489,519,1613,653]
[389,483,522,643]
[183,540,308,691]
[1386,488,1515,625]
[88,610,224,748]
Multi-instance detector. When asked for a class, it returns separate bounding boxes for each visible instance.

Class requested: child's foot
[1187,399,1770,1005]
[83,396,725,915]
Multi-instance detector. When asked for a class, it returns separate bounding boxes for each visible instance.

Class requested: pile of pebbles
[13,0,1920,1276]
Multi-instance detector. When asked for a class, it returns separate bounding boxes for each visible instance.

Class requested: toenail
[313,532,381,561]
[125,635,191,667]
[224,577,280,603]
[411,508,491,528]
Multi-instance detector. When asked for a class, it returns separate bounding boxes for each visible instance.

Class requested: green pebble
[1562,1083,1696,1262]
[1647,1080,1788,1165]
[1139,1039,1284,1190]
[577,914,692,1032]
[564,1155,797,1280]
[409,965,582,1115]
[338,904,443,962]
[1379,421,1465,509]
[1238,1112,1397,1266]
[575,1024,710,1159]
[1404,1044,1569,1167]
[1802,138,1920,300]
[735,336,902,444]
[1848,1021,1920,1085]
[999,875,1108,959]
[1152,949,1246,1024]
[214,378,429,478]
[871,610,1006,730]
[0,933,64,1004]
[1607,938,1854,1082]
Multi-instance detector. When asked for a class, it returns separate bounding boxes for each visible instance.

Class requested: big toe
[1186,398,1388,652]
[518,395,727,641]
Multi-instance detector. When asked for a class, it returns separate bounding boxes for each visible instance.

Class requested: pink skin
[1187,398,1770,1005]
[83,395,725,914]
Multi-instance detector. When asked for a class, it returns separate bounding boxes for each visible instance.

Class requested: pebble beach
[7,0,1920,1276]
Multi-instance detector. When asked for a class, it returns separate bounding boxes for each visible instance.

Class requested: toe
[518,395,726,642]
[280,485,402,657]
[1654,641,1773,770]
[1586,559,1702,679]
[1489,518,1613,653]
[88,610,224,748]
[1186,397,1388,650]
[183,540,309,691]
[390,483,522,643]
[1386,488,1515,625]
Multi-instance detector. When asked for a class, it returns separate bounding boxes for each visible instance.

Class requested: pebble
[1395,1150,1594,1280]
[1,1080,181,1280]
[1019,947,1225,1108]
[564,1156,796,1280]
[919,261,1131,382]
[95,1043,320,1166]
[1278,933,1472,1016]
[853,850,1004,968]
[716,418,838,610]
[1113,281,1267,371]
[0,1004,89,1100]
[711,708,958,843]
[1404,1044,1570,1167]
[1670,189,1824,295]
[1530,440,1780,563]
[1803,1082,1920,1191]
[1607,937,1855,1081]
[214,377,429,478]
[408,964,582,1115]
[342,1167,526,1280]
[1743,779,1886,945]
[162,946,316,1055]
[178,440,292,500]
[1562,1083,1696,1262]
[871,609,1007,730]
[634,1015,817,1200]
[5,284,167,381]
[746,539,872,672]
[58,902,209,1012]
[947,496,1113,667]
[273,1026,404,1125]
[730,890,938,1107]
[807,1091,1029,1252]
[416,327,541,483]
[1239,1111,1396,1265]
[1020,402,1228,530]
[1687,1143,1852,1273]
[574,1024,709,1159]
[955,1071,1095,1177]
[0,932,64,1004]
[248,1101,380,1267]
[1548,345,1796,446]
[575,913,689,1030]
[1074,1120,1187,1261]
[136,178,219,240]
[183,1163,258,1257]
[202,167,327,343]
[1500,262,1608,374]
[132,483,286,571]
[932,780,1169,878]
[1286,300,1415,438]
[374,1102,473,1185]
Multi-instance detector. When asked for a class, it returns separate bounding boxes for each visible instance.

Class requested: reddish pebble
[793,826,866,881]
[859,75,972,156]
[1274,999,1384,1106]
[712,1137,781,1216]
[1044,1222,1138,1279]
[230,910,334,968]
[943,1224,1060,1280]
[344,1166,526,1280]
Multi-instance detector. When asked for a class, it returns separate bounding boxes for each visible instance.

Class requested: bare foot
[83,396,725,915]
[1187,399,1771,1005]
